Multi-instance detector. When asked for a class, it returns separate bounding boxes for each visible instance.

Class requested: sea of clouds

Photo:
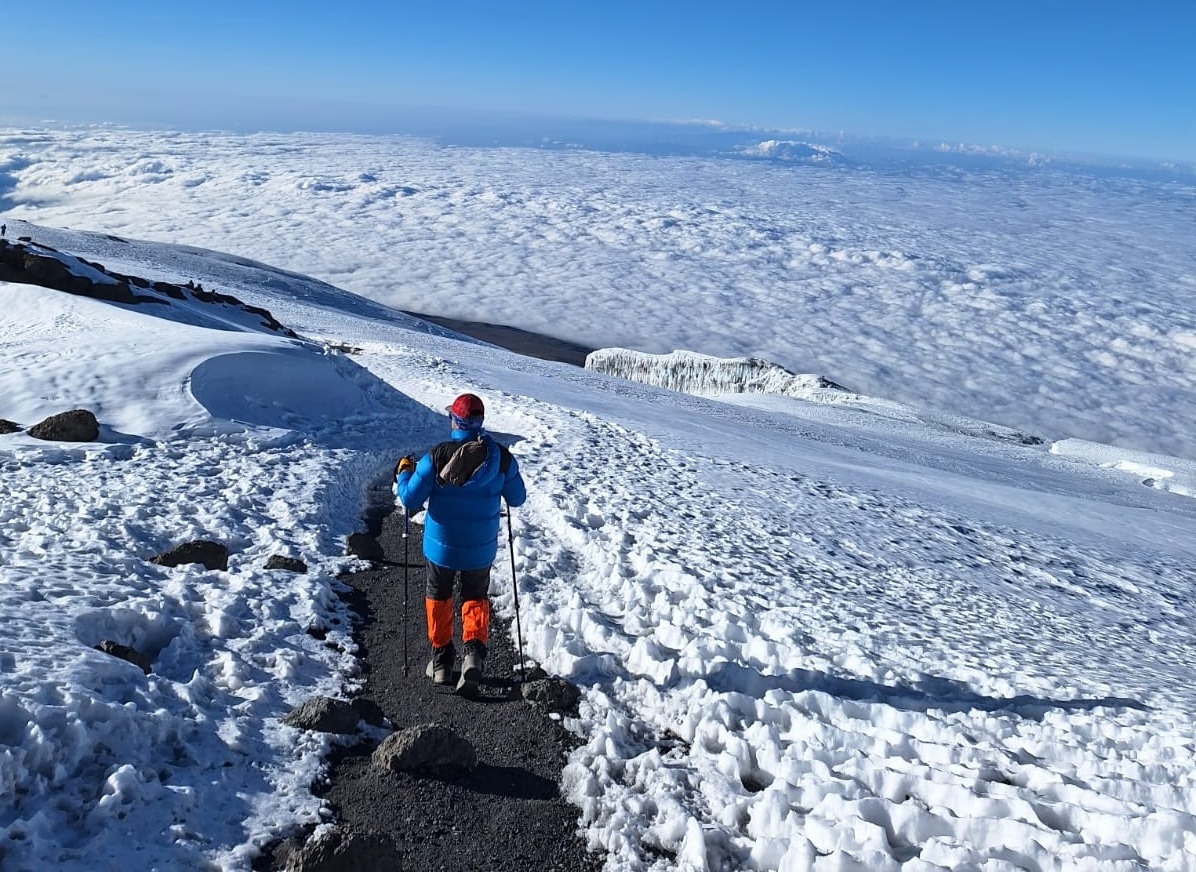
[1,126,1193,458]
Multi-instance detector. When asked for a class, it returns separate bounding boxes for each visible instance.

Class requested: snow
[1,127,1195,871]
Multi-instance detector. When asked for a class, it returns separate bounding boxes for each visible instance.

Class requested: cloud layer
[2,127,1193,457]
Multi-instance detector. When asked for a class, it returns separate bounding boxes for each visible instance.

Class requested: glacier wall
[584,348,850,399]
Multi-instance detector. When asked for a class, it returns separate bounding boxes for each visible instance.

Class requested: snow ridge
[585,347,848,399]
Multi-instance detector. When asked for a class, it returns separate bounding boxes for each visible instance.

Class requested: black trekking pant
[425,563,490,601]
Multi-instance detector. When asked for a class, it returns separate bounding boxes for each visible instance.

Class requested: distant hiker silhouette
[394,393,526,695]
[1,224,6,238]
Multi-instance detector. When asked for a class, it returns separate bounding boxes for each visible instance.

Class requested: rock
[283,827,402,872]
[281,696,385,734]
[521,677,582,714]
[0,242,138,303]
[0,420,21,434]
[95,640,151,674]
[346,532,384,563]
[265,554,308,573]
[27,409,99,442]
[350,698,387,728]
[373,723,477,775]
[0,239,295,332]
[150,540,230,571]
[152,280,186,300]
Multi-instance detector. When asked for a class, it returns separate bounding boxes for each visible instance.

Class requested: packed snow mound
[189,347,416,433]
[585,347,849,398]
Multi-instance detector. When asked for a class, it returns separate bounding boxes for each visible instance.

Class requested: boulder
[373,723,477,775]
[27,409,99,442]
[346,532,385,563]
[282,827,401,872]
[150,540,230,571]
[521,677,582,714]
[265,554,308,573]
[281,696,385,734]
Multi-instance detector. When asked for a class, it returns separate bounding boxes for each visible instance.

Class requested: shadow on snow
[705,660,1147,721]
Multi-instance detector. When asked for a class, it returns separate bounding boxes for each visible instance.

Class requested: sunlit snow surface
[0,144,1194,869]
[1,127,1194,458]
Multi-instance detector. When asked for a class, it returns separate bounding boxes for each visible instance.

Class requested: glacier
[585,347,850,398]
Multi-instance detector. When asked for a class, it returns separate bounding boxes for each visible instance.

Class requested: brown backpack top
[432,434,512,487]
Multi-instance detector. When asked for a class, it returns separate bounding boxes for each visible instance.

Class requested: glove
[396,456,416,476]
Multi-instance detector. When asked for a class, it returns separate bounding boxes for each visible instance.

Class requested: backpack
[432,434,512,487]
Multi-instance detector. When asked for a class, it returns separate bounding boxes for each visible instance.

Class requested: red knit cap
[449,393,485,420]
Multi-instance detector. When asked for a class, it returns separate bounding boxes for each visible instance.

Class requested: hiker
[1,224,6,238]
[394,392,527,693]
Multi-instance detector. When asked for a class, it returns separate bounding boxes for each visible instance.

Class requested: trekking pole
[504,503,526,680]
[402,507,411,677]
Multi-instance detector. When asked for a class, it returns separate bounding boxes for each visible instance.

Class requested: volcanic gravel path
[304,510,604,872]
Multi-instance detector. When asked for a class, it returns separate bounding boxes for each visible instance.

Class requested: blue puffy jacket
[395,429,527,570]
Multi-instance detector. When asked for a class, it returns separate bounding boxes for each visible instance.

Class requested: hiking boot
[426,642,455,686]
[456,640,487,696]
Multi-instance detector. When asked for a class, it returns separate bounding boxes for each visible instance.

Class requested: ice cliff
[584,348,849,399]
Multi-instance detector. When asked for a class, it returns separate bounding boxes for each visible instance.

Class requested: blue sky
[8,1,1194,162]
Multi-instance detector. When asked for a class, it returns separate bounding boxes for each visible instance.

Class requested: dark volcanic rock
[372,723,477,775]
[265,554,308,573]
[96,640,152,674]
[345,532,385,563]
[0,239,295,334]
[282,697,385,734]
[150,539,230,571]
[28,409,100,442]
[279,827,402,872]
[522,677,583,715]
